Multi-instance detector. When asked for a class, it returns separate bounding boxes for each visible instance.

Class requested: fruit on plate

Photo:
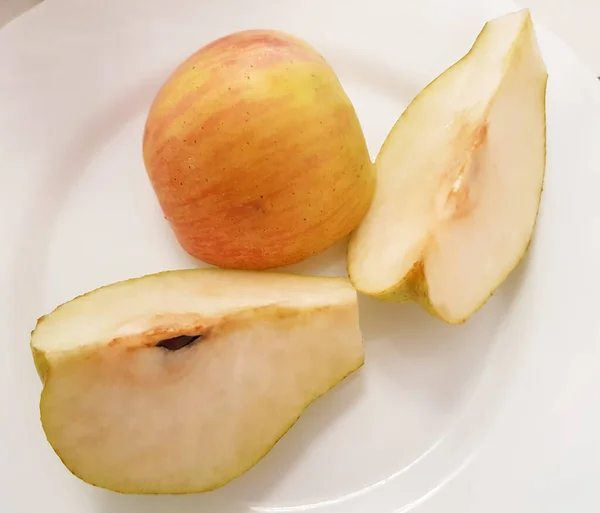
[31,269,364,493]
[348,9,548,324]
[143,30,374,270]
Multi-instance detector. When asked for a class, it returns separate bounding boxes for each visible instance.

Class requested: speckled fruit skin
[143,29,374,270]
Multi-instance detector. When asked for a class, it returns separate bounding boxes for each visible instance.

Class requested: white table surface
[1,0,599,74]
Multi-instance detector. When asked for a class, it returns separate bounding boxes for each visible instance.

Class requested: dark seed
[156,334,202,351]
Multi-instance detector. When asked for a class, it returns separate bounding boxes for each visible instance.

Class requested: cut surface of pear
[348,9,548,324]
[31,269,364,494]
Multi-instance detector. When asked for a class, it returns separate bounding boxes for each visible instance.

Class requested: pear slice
[31,269,364,494]
[348,9,547,324]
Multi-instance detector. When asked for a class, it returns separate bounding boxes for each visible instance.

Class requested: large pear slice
[31,269,363,494]
[348,9,547,324]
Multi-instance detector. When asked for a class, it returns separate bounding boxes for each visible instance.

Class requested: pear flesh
[31,270,364,494]
[348,9,548,324]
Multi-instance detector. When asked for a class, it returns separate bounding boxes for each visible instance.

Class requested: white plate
[1,0,599,511]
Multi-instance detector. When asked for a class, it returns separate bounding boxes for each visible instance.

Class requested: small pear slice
[348,9,547,324]
[31,269,364,494]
